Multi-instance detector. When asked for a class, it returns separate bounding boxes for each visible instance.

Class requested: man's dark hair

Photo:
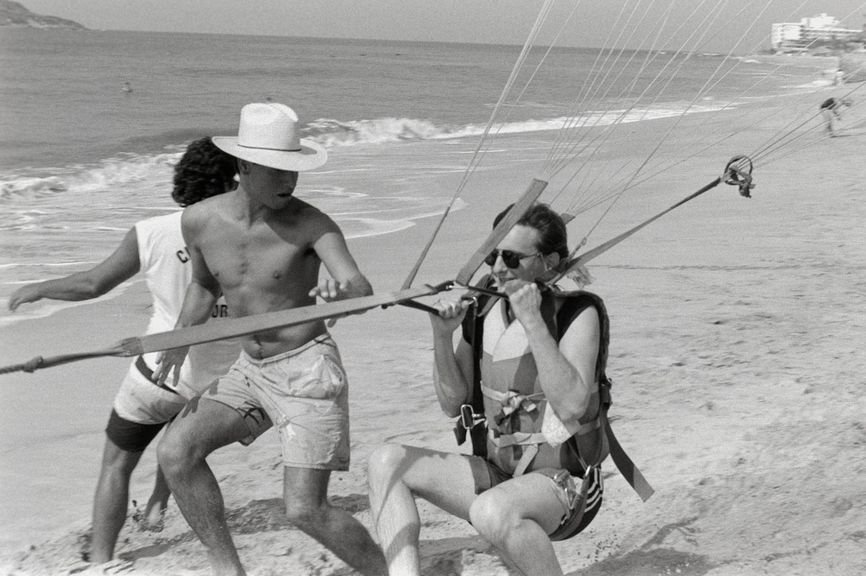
[493,202,568,259]
[172,137,237,207]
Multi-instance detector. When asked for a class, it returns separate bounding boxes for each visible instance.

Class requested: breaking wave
[0,102,729,202]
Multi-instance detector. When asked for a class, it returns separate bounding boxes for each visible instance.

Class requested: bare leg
[366,444,478,576]
[139,465,170,531]
[824,111,836,136]
[90,439,144,563]
[282,466,386,576]
[469,473,568,576]
[157,398,250,576]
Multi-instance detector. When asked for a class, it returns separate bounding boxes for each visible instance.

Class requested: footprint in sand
[66,558,135,575]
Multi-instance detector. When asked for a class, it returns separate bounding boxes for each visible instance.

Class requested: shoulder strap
[553,290,608,385]
[458,275,497,458]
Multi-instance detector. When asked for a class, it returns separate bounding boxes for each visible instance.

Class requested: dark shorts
[105,408,167,452]
[469,457,603,541]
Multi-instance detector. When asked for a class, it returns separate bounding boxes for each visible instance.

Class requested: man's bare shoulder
[182,192,234,220]
[287,199,341,231]
[180,194,237,241]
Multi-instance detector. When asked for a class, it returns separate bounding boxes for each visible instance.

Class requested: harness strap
[602,409,654,501]
[514,444,538,476]
[481,385,544,422]
[569,464,596,526]
[488,429,547,448]
[487,429,544,476]
[135,355,180,395]
[548,465,602,541]
[576,416,602,435]
[594,382,652,500]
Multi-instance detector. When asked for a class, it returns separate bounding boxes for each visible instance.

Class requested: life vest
[458,276,653,501]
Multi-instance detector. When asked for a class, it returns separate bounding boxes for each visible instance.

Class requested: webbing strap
[134,356,180,395]
[569,465,595,526]
[603,410,654,501]
[481,386,544,422]
[513,444,539,476]
[489,429,547,448]
[480,386,545,405]
[576,417,602,435]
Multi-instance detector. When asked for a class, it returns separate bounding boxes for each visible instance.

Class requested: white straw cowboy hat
[212,103,327,171]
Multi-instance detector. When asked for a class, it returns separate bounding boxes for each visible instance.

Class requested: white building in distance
[771,13,861,52]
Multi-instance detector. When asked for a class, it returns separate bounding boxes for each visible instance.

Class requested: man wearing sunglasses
[368,203,610,576]
[484,247,543,269]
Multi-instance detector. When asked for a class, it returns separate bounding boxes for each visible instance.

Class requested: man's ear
[238,159,250,174]
[544,252,561,270]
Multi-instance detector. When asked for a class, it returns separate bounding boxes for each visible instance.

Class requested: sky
[15,0,866,51]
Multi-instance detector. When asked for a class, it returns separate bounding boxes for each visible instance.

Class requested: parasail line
[399,0,558,290]
[539,155,753,286]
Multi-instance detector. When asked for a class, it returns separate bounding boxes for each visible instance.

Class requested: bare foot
[77,531,92,562]
[139,506,166,532]
[130,499,166,532]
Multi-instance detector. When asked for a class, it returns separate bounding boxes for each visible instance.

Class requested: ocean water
[0,29,828,327]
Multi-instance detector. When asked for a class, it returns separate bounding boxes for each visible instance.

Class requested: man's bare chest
[201,223,317,289]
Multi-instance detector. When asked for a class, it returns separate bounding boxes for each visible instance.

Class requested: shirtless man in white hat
[155,102,385,576]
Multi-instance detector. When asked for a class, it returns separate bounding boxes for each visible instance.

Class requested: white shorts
[112,358,187,425]
[202,335,350,470]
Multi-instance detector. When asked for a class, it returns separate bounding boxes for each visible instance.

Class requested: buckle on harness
[453,404,485,445]
[459,404,485,430]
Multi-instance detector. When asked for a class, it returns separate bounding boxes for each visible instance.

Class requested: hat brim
[211,137,327,172]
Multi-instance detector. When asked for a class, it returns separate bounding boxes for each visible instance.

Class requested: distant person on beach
[154,102,385,576]
[7,138,240,565]
[367,203,610,576]
[122,81,133,94]
[819,97,852,137]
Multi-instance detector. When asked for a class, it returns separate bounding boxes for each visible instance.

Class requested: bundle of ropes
[403,0,866,289]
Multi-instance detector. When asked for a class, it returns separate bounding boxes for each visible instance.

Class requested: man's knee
[156,424,200,474]
[367,444,408,486]
[469,491,520,543]
[158,400,247,469]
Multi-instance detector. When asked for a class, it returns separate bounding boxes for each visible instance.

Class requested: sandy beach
[1,85,865,576]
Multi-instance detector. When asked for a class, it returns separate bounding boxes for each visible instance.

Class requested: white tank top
[135,211,238,396]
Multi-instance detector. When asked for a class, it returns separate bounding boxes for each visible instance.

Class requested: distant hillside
[0,0,86,29]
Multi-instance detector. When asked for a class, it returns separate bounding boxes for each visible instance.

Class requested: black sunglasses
[484,249,541,269]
